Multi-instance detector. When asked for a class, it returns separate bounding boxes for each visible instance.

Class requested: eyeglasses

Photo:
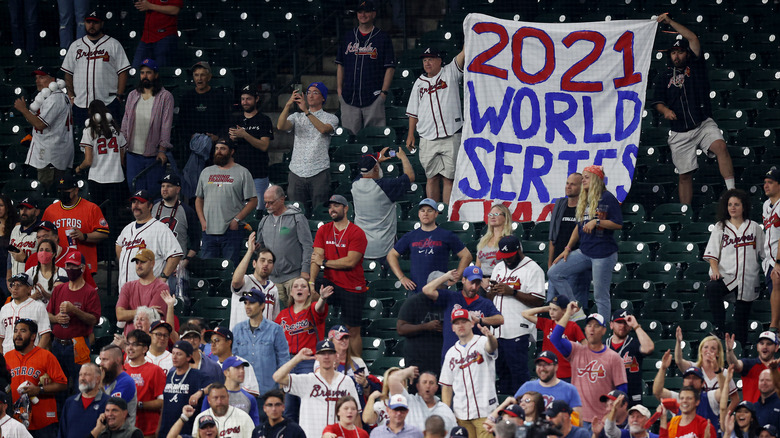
[152,332,170,338]
[306,90,321,95]
[519,398,533,404]
[487,213,503,217]
[210,338,224,344]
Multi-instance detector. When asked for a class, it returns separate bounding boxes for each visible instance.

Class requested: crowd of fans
[2,1,780,438]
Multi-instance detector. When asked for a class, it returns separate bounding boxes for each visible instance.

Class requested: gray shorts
[338,95,386,136]
[668,118,724,174]
[419,133,462,179]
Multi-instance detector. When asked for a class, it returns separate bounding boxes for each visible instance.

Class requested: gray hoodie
[255,206,313,283]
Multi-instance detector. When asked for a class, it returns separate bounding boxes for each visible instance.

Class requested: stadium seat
[649,203,693,227]
[634,262,678,286]
[439,221,476,242]
[708,68,740,91]
[683,262,712,281]
[728,89,769,110]
[754,109,780,130]
[641,300,685,329]
[718,51,762,71]
[365,318,400,340]
[621,203,647,227]
[677,222,714,245]
[733,127,776,149]
[529,222,551,241]
[627,222,673,246]
[744,69,780,91]
[712,109,748,131]
[369,357,405,376]
[676,320,714,341]
[192,297,232,327]
[362,299,385,323]
[663,280,705,303]
[656,242,701,264]
[612,280,656,302]
[617,241,652,266]
[356,126,397,146]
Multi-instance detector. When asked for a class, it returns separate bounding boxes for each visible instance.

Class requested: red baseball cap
[451,308,469,322]
[64,250,85,266]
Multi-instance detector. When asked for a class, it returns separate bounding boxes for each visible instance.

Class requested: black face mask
[66,268,82,282]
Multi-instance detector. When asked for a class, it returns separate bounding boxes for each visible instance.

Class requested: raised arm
[422,269,458,301]
[656,13,701,57]
[272,349,313,387]
[653,350,674,400]
[521,306,548,325]
[724,333,744,372]
[674,326,693,372]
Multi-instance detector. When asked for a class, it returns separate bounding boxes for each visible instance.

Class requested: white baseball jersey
[80,125,126,184]
[405,58,464,140]
[440,335,498,420]
[8,224,39,276]
[229,275,279,330]
[116,218,183,292]
[704,219,765,301]
[285,370,361,438]
[192,406,255,438]
[763,199,780,275]
[0,297,52,353]
[215,356,260,396]
[61,35,131,108]
[370,399,389,428]
[26,89,74,170]
[489,257,545,339]
[0,414,33,438]
[146,350,173,375]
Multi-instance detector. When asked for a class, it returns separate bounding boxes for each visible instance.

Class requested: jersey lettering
[308,385,348,401]
[75,48,111,62]
[96,137,120,154]
[418,79,449,99]
[448,351,485,370]
[721,233,756,248]
[344,42,378,59]
[10,366,43,379]
[281,319,315,336]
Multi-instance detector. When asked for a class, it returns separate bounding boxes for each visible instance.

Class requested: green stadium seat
[332,145,369,165]
[649,203,693,227]
[634,262,678,286]
[627,222,673,246]
[369,357,405,376]
[440,221,476,242]
[617,241,652,266]
[677,319,714,341]
[708,68,740,92]
[192,297,232,327]
[712,109,748,131]
[362,299,385,323]
[356,126,397,145]
[718,51,762,71]
[529,222,551,241]
[656,242,701,264]
[677,223,714,245]
[728,89,769,110]
[621,203,647,226]
[644,320,665,339]
[612,280,656,301]
[744,69,780,91]
[683,262,711,281]
[388,299,406,318]
[733,127,776,148]
[365,318,399,340]
[754,109,780,130]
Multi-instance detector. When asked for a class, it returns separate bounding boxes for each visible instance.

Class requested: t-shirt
[514,379,582,410]
[284,371,361,438]
[152,200,201,258]
[397,293,444,376]
[79,126,127,184]
[141,0,183,43]
[650,50,712,133]
[577,191,622,259]
[286,110,339,178]
[160,368,206,437]
[740,358,767,403]
[435,289,501,362]
[195,163,257,235]
[607,336,646,406]
[178,88,230,141]
[275,302,328,354]
[230,275,279,330]
[406,60,464,140]
[322,423,369,438]
[352,175,410,259]
[0,298,52,353]
[313,222,367,293]
[104,371,138,427]
[231,112,275,178]
[553,205,579,259]
[46,281,101,339]
[124,361,166,436]
[42,197,109,274]
[25,265,68,300]
[335,26,395,108]
[116,279,169,335]
[536,317,584,379]
[476,244,498,277]
[567,342,628,422]
[393,227,466,294]
[664,415,717,438]
[5,346,67,431]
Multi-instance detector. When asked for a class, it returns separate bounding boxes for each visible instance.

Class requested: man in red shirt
[660,386,717,438]
[46,251,101,394]
[131,0,183,68]
[726,330,779,403]
[521,295,586,380]
[310,194,367,356]
[124,329,166,437]
[116,249,170,336]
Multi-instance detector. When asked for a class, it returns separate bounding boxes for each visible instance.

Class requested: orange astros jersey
[42,197,109,273]
[5,346,67,431]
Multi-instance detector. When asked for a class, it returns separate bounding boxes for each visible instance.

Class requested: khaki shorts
[419,133,462,179]
[668,118,724,174]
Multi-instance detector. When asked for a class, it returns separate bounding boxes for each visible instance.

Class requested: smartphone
[356,367,365,374]
[7,246,19,253]
[101,417,107,425]
[387,150,396,158]
[293,83,303,94]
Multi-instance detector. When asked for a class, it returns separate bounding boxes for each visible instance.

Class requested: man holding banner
[405,47,465,205]
[650,13,735,206]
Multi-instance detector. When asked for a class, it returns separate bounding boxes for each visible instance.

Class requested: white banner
[449,14,657,222]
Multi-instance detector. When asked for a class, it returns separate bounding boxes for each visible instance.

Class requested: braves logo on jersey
[309,385,349,401]
[721,233,757,249]
[281,319,315,336]
[345,42,378,59]
[576,360,606,383]
[158,216,179,237]
[449,351,485,370]
[121,236,149,251]
[668,67,692,88]
[75,48,110,62]
[765,213,780,229]
[622,354,640,373]
[418,80,449,99]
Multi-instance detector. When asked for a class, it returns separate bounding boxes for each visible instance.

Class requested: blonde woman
[675,329,738,411]
[476,204,513,283]
[549,166,622,320]
[362,367,401,427]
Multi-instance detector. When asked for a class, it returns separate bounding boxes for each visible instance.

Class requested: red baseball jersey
[41,198,109,273]
[124,361,166,435]
[5,346,67,430]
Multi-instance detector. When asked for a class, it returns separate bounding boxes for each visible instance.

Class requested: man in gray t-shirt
[195,139,258,265]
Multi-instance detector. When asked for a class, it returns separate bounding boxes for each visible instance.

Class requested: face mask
[59,191,72,204]
[66,268,82,282]
[38,252,53,264]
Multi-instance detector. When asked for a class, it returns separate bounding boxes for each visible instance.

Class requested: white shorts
[667,118,724,174]
[419,133,462,179]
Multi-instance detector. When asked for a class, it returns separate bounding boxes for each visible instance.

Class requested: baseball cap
[450,427,468,438]
[628,405,652,418]
[737,401,757,415]
[356,0,377,12]
[107,397,128,410]
[240,84,259,97]
[586,313,606,327]
[420,47,443,59]
[35,221,58,233]
[180,329,201,340]
[359,154,379,173]
[544,400,573,418]
[388,394,409,410]
[759,330,779,344]
[762,425,778,437]
[496,235,521,260]
[316,339,336,353]
[18,197,39,209]
[463,265,483,282]
[129,189,152,203]
[9,273,33,286]
[198,415,217,428]
[418,198,438,210]
[150,320,173,333]
[191,61,211,73]
[159,172,181,186]
[501,404,525,419]
[328,325,350,340]
[221,356,249,371]
[32,66,54,77]
[0,391,9,404]
[600,389,627,403]
[64,250,85,266]
[451,308,470,322]
[766,167,780,183]
[172,340,196,362]
[307,82,328,102]
[324,194,349,207]
[683,366,705,380]
[239,289,266,304]
[548,295,570,309]
[669,38,690,53]
[536,350,558,364]
[205,327,234,342]
[131,248,155,263]
[85,10,103,22]
[611,309,632,323]
[57,173,78,190]
[141,58,159,72]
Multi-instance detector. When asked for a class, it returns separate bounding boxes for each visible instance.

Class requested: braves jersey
[8,223,39,276]
[152,200,200,257]
[42,197,109,274]
[5,346,67,431]
[275,302,328,355]
[489,257,545,339]
[0,298,51,353]
[703,219,765,301]
[0,415,32,438]
[284,371,361,438]
[406,59,463,140]
[61,35,131,108]
[124,361,166,435]
[335,27,395,107]
[229,275,279,330]
[193,406,255,438]
[763,199,780,275]
[80,125,126,183]
[439,335,498,420]
[146,350,173,375]
[26,89,74,170]
[116,218,183,291]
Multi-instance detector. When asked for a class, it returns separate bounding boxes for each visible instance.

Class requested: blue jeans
[132,35,178,68]
[547,267,592,313]
[57,0,88,48]
[548,249,617,320]
[8,0,39,53]
[284,359,314,422]
[254,177,270,211]
[496,336,530,395]
[52,338,86,415]
[126,153,165,195]
[201,229,244,266]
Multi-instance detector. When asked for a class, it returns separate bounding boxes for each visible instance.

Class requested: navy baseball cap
[549,295,570,309]
[669,38,690,53]
[10,273,33,287]
[356,0,377,12]
[85,10,103,22]
[737,401,757,415]
[316,339,336,353]
[762,425,778,437]
[35,220,58,233]
[18,197,39,209]
[0,391,9,404]
[420,47,443,59]
[57,173,78,190]
[239,289,266,304]
[328,325,350,340]
[501,404,525,419]
[359,154,379,173]
[198,414,217,428]
[240,84,259,97]
[544,400,573,417]
[221,356,249,371]
[205,327,234,342]
[159,172,181,186]
[150,320,173,333]
[129,189,152,203]
[32,66,54,77]
[536,350,558,364]
[496,235,521,260]
[611,309,632,322]
[172,340,196,363]
[766,167,780,183]
[450,427,468,438]
[683,366,705,380]
[141,58,159,72]
[600,389,628,403]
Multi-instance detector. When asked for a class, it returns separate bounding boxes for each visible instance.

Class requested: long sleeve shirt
[232,318,290,395]
[121,87,174,157]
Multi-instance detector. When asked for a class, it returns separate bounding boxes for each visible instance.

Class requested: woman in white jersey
[25,239,66,303]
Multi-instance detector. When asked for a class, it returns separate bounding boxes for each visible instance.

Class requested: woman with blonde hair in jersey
[548,165,623,320]
[363,367,402,428]
[675,328,739,411]
[476,204,513,288]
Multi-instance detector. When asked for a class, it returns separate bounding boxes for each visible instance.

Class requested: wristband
[138,401,144,410]
[39,384,44,394]
[565,246,572,252]
[180,414,190,422]
[380,90,389,96]
[511,289,518,297]
[161,274,169,280]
